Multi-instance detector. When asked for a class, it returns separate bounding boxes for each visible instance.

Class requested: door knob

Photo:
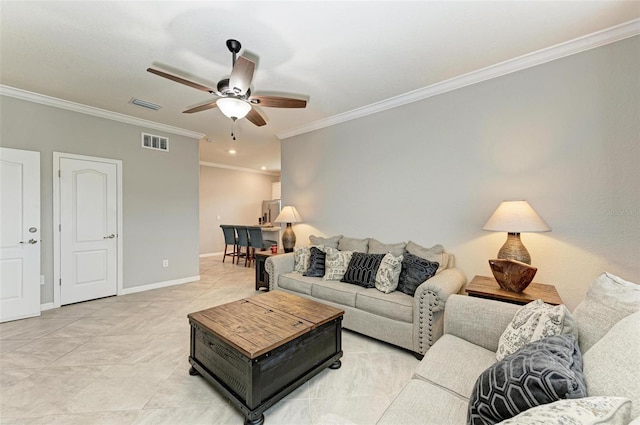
[19,239,38,244]
[103,234,115,239]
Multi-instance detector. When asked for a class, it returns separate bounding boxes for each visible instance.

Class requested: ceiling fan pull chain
[231,120,236,141]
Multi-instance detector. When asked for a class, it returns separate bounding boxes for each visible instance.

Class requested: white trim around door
[53,152,123,308]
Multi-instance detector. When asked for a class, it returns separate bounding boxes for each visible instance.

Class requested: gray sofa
[378,272,640,424]
[265,242,466,356]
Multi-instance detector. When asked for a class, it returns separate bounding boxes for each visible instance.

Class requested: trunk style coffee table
[188,291,344,425]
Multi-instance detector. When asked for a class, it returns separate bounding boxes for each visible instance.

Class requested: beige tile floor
[0,257,419,425]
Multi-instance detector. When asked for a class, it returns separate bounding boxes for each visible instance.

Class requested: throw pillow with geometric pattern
[397,253,439,296]
[468,334,587,425]
[341,252,385,288]
[374,253,403,293]
[303,247,326,277]
[323,247,354,281]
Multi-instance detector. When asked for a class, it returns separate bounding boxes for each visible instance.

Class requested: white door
[0,148,41,322]
[60,158,117,305]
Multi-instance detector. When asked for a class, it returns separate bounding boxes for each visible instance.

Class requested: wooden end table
[254,250,284,291]
[188,291,344,425]
[465,275,563,305]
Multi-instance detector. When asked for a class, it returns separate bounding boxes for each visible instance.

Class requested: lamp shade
[483,201,550,233]
[216,97,251,120]
[275,206,303,224]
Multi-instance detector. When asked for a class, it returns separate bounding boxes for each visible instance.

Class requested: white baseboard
[200,252,223,258]
[120,275,201,295]
[40,302,55,311]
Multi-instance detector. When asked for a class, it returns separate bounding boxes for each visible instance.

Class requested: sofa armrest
[265,253,295,290]
[413,268,467,354]
[444,294,520,352]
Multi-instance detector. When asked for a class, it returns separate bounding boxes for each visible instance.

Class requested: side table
[465,275,563,306]
[254,250,284,291]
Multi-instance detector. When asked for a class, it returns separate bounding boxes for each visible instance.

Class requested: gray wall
[281,36,640,311]
[199,165,279,255]
[0,96,200,304]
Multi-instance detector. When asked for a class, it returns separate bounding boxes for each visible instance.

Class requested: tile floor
[0,257,419,425]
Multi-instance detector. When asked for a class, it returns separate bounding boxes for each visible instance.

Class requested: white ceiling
[1,1,638,173]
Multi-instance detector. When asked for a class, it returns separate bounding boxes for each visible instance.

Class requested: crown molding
[278,19,640,140]
[199,161,280,176]
[0,85,204,139]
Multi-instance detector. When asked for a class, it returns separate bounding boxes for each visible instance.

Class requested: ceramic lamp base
[282,223,296,253]
[497,232,531,265]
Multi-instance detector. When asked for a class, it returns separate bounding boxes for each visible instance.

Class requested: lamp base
[497,233,531,265]
[282,223,296,253]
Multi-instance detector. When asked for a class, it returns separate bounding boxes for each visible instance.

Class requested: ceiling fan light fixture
[216,97,251,120]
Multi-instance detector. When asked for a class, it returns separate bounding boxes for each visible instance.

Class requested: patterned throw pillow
[341,252,385,288]
[497,396,631,425]
[468,335,587,425]
[303,247,326,277]
[397,253,439,296]
[374,253,403,293]
[323,247,354,281]
[293,245,324,274]
[496,299,578,361]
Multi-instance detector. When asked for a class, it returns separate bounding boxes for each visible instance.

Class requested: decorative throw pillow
[468,334,587,425]
[338,237,369,253]
[323,247,354,281]
[309,235,342,250]
[397,253,439,296]
[303,247,326,278]
[496,299,578,361]
[572,272,640,353]
[341,252,385,288]
[293,245,324,274]
[374,253,403,293]
[368,238,406,257]
[496,396,631,425]
[405,241,449,273]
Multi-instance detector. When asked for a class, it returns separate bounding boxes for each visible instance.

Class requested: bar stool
[219,225,237,263]
[246,226,277,267]
[235,226,251,267]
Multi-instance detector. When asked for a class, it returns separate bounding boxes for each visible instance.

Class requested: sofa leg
[413,352,424,361]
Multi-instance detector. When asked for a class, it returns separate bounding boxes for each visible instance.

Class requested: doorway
[0,148,41,322]
[53,153,123,307]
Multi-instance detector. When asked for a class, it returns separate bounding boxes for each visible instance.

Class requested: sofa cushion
[303,247,326,277]
[572,272,640,354]
[397,253,439,296]
[374,253,403,294]
[278,272,315,295]
[323,247,353,281]
[377,379,470,425]
[496,299,578,361]
[338,236,369,253]
[341,252,385,288]
[311,280,364,307]
[293,245,324,274]
[583,311,640,418]
[355,288,413,323]
[414,334,497,399]
[368,238,406,257]
[468,335,587,425]
[497,396,631,425]
[309,234,342,249]
[405,241,449,273]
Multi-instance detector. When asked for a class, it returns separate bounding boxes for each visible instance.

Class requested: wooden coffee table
[187,291,344,425]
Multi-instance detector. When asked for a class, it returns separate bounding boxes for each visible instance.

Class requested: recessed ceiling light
[229,149,236,154]
[261,166,266,170]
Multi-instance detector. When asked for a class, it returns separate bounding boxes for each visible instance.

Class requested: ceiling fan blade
[183,101,218,114]
[228,56,255,96]
[245,108,266,127]
[250,95,307,108]
[147,68,214,93]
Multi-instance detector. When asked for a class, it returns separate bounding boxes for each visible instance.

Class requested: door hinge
[58,224,61,232]
[59,278,62,286]
[58,170,61,178]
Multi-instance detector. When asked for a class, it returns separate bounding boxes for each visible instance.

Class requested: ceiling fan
[147,39,307,131]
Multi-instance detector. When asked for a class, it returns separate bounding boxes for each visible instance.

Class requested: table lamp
[275,206,303,253]
[483,200,550,265]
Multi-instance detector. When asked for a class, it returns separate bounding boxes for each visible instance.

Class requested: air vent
[141,133,169,152]
[130,98,162,111]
